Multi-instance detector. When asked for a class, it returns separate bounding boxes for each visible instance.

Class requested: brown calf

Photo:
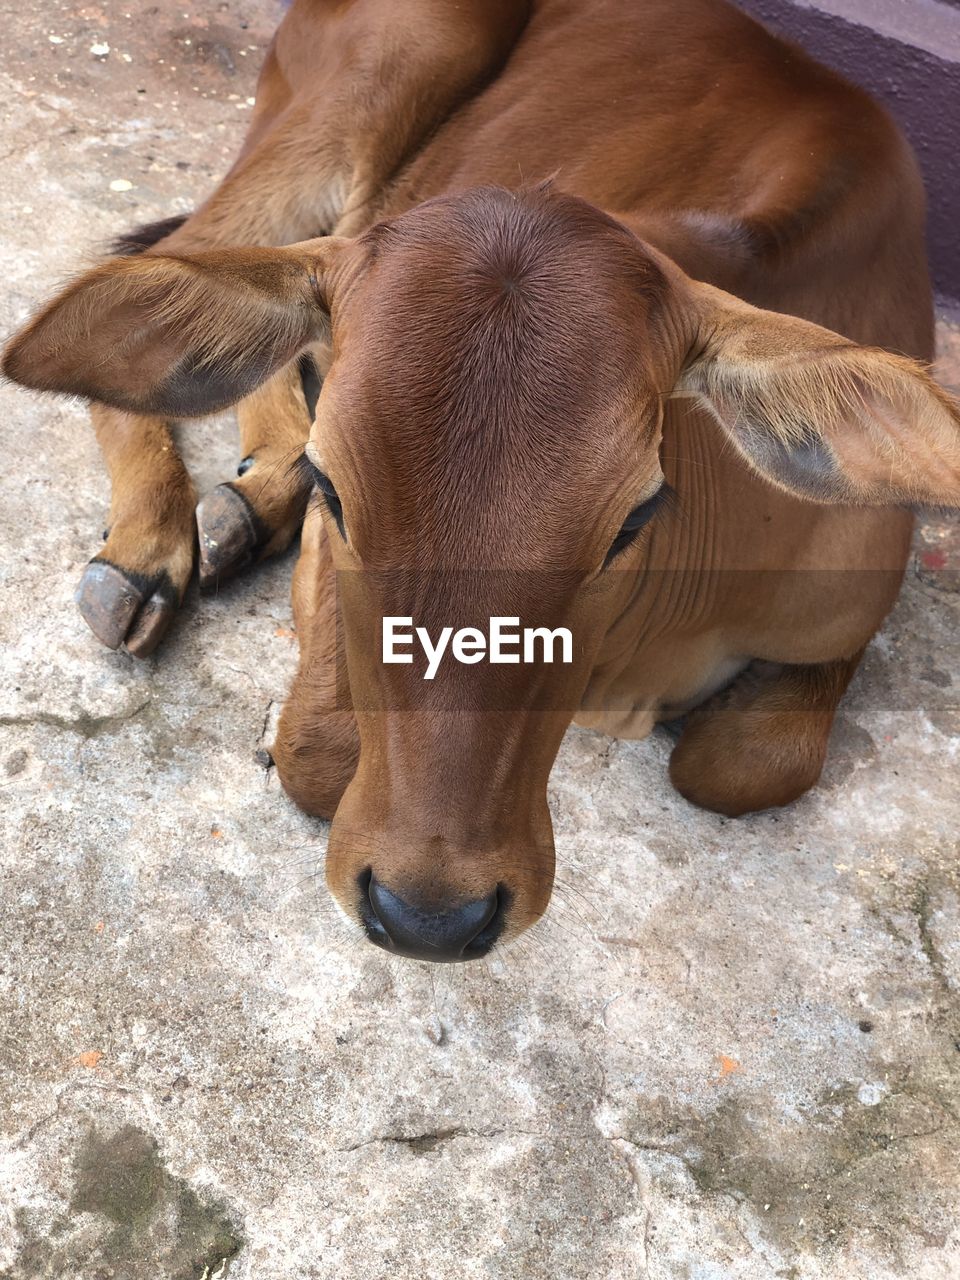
[5,0,960,961]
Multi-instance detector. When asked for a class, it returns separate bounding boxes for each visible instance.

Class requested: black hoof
[196,484,263,590]
[76,561,145,650]
[124,590,177,657]
[75,560,178,657]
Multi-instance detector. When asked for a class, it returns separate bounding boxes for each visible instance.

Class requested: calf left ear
[678,281,960,507]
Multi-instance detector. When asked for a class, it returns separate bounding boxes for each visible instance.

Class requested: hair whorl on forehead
[365,183,667,306]
[357,185,669,450]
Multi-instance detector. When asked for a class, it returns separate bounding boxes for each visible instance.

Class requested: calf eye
[304,458,346,540]
[604,485,670,567]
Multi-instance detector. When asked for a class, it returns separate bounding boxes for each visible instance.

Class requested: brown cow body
[6,0,960,959]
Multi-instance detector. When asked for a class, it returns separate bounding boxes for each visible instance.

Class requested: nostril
[358,870,505,962]
[356,867,389,946]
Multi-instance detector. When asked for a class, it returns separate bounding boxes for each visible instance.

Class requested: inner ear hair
[121,252,321,375]
[2,238,350,417]
[676,282,960,507]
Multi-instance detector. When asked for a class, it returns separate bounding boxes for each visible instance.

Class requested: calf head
[6,186,959,959]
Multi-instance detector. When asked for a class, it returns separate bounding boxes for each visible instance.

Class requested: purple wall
[734,0,960,302]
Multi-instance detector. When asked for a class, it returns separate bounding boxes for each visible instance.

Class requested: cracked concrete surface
[1,3,959,1278]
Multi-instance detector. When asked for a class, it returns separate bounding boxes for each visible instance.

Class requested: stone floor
[1,4,958,1278]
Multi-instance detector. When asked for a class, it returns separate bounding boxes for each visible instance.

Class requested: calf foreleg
[272,504,359,818]
[78,406,197,656]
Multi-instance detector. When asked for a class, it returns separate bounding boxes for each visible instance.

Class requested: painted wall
[734,0,960,301]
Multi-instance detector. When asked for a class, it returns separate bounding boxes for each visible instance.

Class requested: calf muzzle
[358,871,506,962]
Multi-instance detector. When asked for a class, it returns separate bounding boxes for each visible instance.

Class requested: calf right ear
[2,239,350,418]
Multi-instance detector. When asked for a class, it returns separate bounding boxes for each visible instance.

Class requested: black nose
[360,874,504,962]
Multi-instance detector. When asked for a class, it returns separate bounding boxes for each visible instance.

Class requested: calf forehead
[327,189,668,546]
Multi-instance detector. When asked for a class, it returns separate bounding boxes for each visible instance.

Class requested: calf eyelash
[603,482,677,567]
[296,450,347,540]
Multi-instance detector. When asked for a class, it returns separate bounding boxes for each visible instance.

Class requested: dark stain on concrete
[624,1056,960,1272]
[918,660,953,690]
[820,715,877,788]
[4,1125,243,1280]
[70,1125,167,1226]
[170,25,242,76]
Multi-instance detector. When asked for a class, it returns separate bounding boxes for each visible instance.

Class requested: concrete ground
[1,3,958,1278]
